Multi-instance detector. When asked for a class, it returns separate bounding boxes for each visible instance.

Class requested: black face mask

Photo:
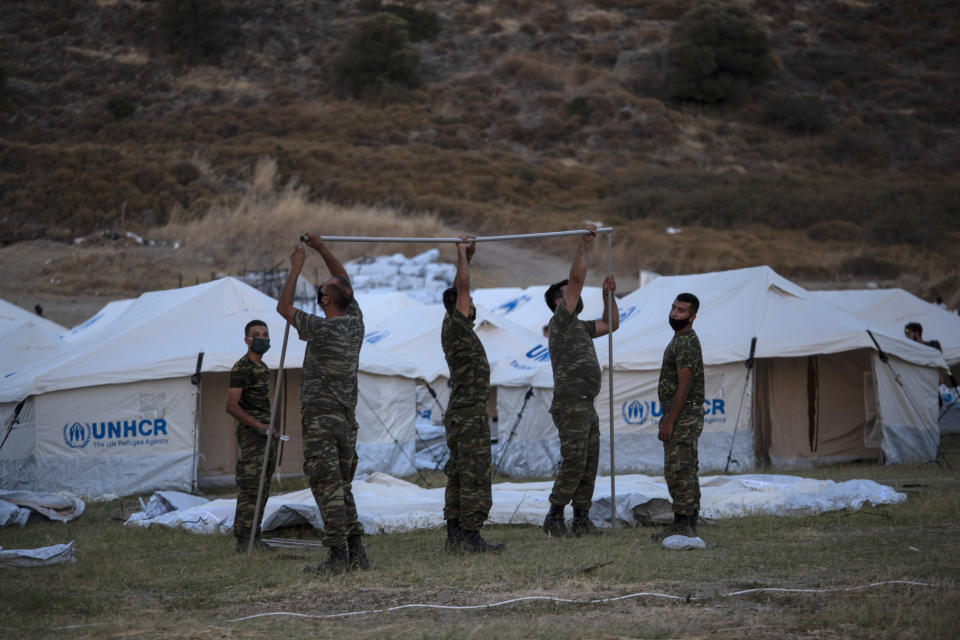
[250,337,270,355]
[668,316,689,331]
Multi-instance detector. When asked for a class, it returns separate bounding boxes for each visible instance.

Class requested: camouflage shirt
[229,354,271,424]
[441,308,490,409]
[294,299,364,420]
[658,329,705,416]
[548,300,601,401]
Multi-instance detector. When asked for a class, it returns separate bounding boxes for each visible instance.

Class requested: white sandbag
[662,535,706,550]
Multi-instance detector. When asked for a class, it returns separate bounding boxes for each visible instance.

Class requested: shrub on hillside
[763,93,829,134]
[664,1,773,103]
[335,14,421,99]
[377,4,441,42]
[106,95,136,119]
[159,0,227,62]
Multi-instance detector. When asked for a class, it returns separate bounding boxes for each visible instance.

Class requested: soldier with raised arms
[542,224,619,537]
[440,236,504,553]
[277,233,369,574]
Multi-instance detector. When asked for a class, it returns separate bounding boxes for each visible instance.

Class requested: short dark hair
[318,276,354,312]
[926,339,942,352]
[545,279,568,312]
[442,287,457,315]
[244,319,267,337]
[905,321,923,335]
[676,292,700,314]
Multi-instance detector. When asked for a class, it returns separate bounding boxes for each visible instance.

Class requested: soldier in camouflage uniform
[226,319,279,552]
[440,236,504,553]
[278,233,369,574]
[542,225,619,538]
[652,293,705,541]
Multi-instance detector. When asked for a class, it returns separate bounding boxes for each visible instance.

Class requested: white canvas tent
[815,288,960,365]
[491,267,948,477]
[0,278,421,497]
[0,300,66,380]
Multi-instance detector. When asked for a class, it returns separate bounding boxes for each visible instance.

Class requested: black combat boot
[571,508,603,537]
[461,529,505,552]
[650,513,694,541]
[542,503,568,538]
[303,545,350,575]
[444,519,464,551]
[690,511,699,537]
[348,534,371,570]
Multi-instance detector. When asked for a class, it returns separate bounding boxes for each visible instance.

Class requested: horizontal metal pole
[312,227,613,243]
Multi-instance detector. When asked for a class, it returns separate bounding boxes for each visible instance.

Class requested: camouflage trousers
[302,412,363,549]
[443,405,493,532]
[233,424,279,540]
[663,410,704,516]
[548,396,600,510]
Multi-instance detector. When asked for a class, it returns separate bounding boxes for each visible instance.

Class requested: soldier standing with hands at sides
[652,293,705,541]
[226,319,278,552]
[440,236,504,553]
[542,224,619,538]
[277,232,369,575]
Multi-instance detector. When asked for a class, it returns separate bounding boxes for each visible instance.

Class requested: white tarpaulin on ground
[0,541,76,568]
[124,472,905,535]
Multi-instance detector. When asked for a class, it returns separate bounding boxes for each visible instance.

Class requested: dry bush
[494,54,564,91]
[158,156,456,268]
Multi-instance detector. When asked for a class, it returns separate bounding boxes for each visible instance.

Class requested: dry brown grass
[159,157,461,270]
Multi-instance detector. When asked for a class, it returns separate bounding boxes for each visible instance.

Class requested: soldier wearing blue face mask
[226,319,278,552]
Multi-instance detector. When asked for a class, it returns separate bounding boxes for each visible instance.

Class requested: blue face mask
[251,338,270,355]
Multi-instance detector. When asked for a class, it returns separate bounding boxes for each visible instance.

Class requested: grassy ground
[2,437,959,639]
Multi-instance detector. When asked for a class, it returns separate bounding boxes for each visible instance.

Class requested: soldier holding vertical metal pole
[226,319,278,552]
[542,224,619,538]
[277,233,369,575]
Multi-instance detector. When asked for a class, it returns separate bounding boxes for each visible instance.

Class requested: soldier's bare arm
[303,232,350,283]
[594,273,619,336]
[225,387,272,434]
[453,236,476,317]
[564,224,596,313]
[277,244,305,323]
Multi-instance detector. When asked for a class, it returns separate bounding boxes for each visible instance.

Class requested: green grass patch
[2,439,959,638]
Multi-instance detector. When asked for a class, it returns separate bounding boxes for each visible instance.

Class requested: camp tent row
[0,267,952,498]
[487,267,949,476]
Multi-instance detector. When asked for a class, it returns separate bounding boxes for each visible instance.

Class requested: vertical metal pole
[247,320,291,554]
[606,232,616,528]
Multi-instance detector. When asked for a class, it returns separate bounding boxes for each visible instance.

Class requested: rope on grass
[227,580,942,622]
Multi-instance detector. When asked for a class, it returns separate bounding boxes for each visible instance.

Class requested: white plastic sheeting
[0,541,76,568]
[124,472,905,535]
[0,490,85,524]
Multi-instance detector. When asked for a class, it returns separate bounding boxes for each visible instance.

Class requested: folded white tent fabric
[0,541,76,568]
[124,472,905,535]
[0,500,30,527]
[0,491,84,523]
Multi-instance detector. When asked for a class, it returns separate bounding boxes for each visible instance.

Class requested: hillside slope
[1,0,957,305]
